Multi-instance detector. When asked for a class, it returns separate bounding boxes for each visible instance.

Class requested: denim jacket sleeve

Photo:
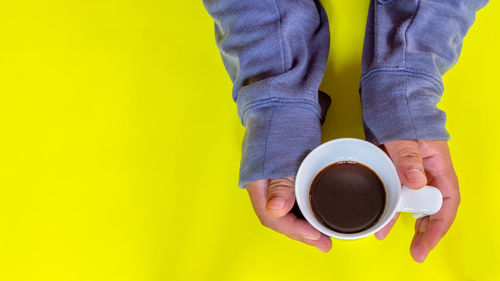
[202,0,332,188]
[360,0,489,145]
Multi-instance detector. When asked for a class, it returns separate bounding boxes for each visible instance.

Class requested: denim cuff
[360,70,450,146]
[238,103,324,188]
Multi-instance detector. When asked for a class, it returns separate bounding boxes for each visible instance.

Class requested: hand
[375,140,460,263]
[245,177,332,252]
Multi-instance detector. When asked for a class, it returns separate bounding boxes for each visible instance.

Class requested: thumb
[265,177,296,218]
[384,140,427,189]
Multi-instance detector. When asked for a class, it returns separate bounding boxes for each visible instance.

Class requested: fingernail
[303,233,321,240]
[316,246,329,253]
[406,169,425,183]
[267,197,285,210]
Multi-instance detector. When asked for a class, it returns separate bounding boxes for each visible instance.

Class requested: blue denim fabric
[202,0,488,188]
[360,0,488,144]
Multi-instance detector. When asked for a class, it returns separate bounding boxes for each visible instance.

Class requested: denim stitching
[262,106,274,179]
[360,71,443,99]
[360,67,443,89]
[264,0,286,178]
[403,0,422,139]
[241,97,323,125]
[272,0,286,74]
[241,93,321,116]
[361,66,442,82]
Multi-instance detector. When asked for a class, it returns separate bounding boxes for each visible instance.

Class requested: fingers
[409,140,460,263]
[423,165,459,252]
[286,232,332,253]
[374,212,400,240]
[384,140,427,189]
[259,209,322,241]
[410,216,430,262]
[246,178,329,252]
[266,177,296,217]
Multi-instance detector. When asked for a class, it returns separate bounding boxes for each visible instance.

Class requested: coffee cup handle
[397,185,443,219]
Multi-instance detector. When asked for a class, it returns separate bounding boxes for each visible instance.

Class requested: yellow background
[0,1,498,280]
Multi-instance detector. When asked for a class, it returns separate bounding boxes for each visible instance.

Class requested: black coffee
[309,161,386,234]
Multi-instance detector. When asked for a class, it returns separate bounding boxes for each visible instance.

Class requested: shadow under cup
[295,138,403,240]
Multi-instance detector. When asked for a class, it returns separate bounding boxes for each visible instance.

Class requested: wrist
[360,70,450,145]
[239,104,323,188]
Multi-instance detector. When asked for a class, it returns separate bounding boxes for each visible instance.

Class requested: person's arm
[202,0,331,188]
[360,0,488,262]
[203,0,333,251]
[361,0,488,144]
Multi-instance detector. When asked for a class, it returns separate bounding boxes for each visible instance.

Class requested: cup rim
[295,138,401,240]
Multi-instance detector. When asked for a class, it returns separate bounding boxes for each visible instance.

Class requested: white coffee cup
[295,138,442,240]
